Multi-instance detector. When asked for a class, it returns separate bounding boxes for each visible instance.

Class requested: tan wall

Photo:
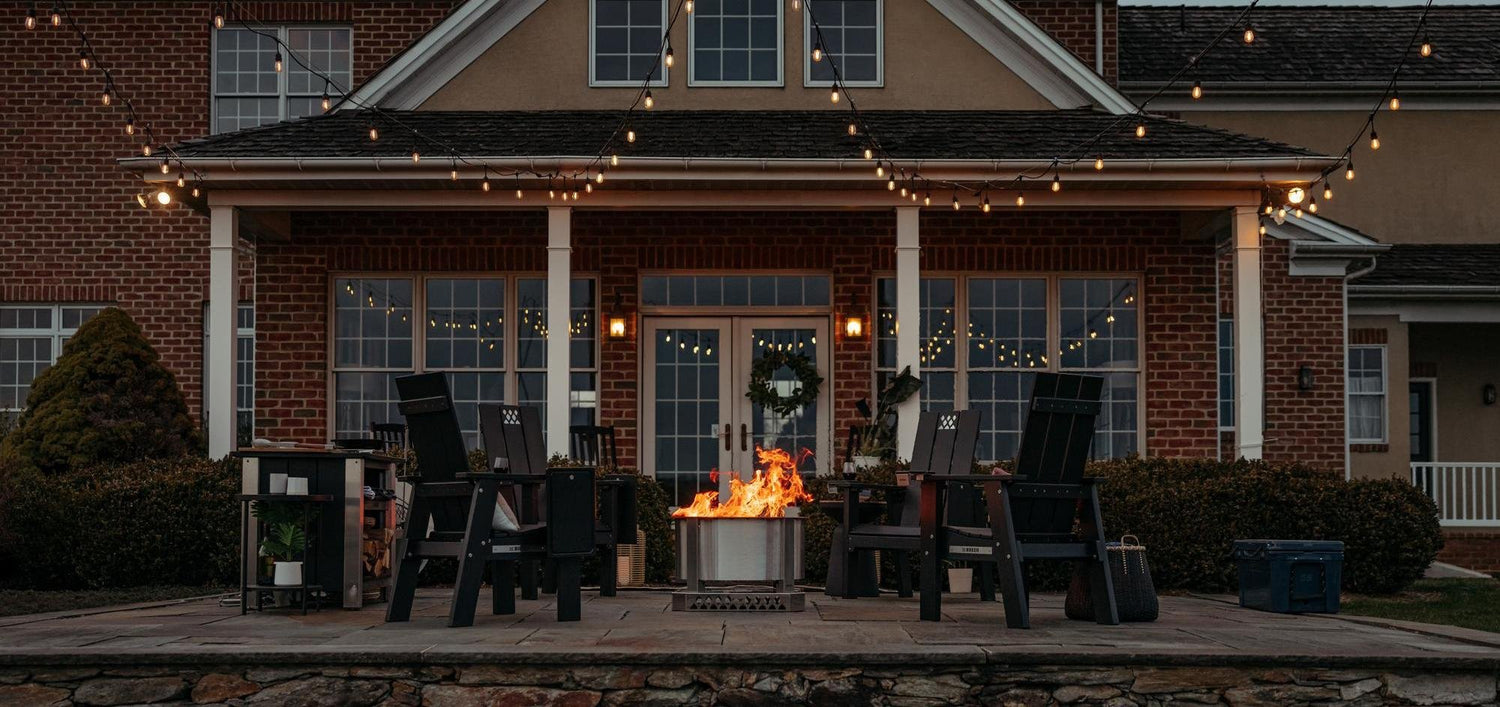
[1188,111,1500,245]
[1411,323,1500,463]
[422,0,1055,110]
[1349,315,1410,481]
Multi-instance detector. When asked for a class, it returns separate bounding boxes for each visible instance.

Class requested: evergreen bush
[0,308,202,475]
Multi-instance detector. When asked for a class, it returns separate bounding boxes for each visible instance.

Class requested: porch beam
[895,207,922,460]
[546,207,572,459]
[1232,206,1265,460]
[207,206,239,459]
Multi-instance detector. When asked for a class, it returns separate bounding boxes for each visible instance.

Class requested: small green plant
[252,502,308,563]
[851,367,922,460]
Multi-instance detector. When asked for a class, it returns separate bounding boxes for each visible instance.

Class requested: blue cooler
[1231,540,1343,614]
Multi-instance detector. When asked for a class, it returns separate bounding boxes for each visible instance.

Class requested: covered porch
[125,110,1357,481]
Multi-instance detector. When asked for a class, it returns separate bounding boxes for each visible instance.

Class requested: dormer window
[805,0,881,86]
[690,0,783,86]
[591,0,668,86]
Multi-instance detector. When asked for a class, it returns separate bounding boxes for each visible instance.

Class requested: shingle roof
[1120,6,1500,85]
[165,109,1321,161]
[1356,244,1500,288]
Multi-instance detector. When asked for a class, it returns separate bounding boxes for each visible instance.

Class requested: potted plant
[252,501,308,587]
[850,366,923,471]
[946,560,974,595]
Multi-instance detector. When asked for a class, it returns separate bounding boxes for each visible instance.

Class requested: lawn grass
[0,586,227,618]
[1342,578,1500,634]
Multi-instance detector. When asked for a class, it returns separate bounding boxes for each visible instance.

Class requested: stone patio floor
[2,589,1498,670]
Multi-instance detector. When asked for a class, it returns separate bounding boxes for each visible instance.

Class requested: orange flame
[672,446,813,518]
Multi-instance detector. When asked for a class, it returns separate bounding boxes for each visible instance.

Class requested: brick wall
[1,1,450,421]
[1261,239,1347,469]
[1011,0,1118,83]
[253,208,1250,468]
[1438,529,1500,574]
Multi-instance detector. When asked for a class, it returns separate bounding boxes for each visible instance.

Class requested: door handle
[723,423,731,451]
[740,423,748,452]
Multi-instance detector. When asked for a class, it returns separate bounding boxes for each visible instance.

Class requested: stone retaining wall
[1,663,1497,706]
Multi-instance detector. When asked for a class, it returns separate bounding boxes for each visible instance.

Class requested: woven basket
[1065,535,1159,622]
[616,529,648,587]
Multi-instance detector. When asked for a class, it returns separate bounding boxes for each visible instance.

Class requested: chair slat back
[394,373,470,533]
[480,404,548,522]
[371,422,407,451]
[902,410,982,527]
[1011,372,1103,536]
[570,425,619,468]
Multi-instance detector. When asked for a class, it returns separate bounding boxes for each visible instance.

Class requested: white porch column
[895,207,922,460]
[546,207,572,458]
[1232,206,1265,460]
[206,206,239,459]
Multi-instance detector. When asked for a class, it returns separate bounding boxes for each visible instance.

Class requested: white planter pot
[273,561,304,587]
[947,567,973,594]
[853,455,881,470]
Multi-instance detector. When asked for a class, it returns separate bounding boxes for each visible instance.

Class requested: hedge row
[801,457,1443,596]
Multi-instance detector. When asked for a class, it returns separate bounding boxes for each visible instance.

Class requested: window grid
[212,26,352,134]
[1348,345,1387,444]
[804,0,882,86]
[640,274,831,309]
[1,305,106,417]
[874,275,1143,462]
[331,276,598,448]
[965,278,1047,462]
[652,327,722,507]
[591,0,669,86]
[690,0,784,86]
[1218,318,1234,430]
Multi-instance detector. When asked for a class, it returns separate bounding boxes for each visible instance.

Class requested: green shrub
[0,308,202,475]
[1,456,238,589]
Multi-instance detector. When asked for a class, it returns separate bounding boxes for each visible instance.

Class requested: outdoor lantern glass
[607,292,628,338]
[844,315,864,339]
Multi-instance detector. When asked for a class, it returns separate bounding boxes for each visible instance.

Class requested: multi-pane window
[1218,318,1234,430]
[691,0,783,85]
[1348,346,1387,444]
[1,305,106,419]
[805,0,881,85]
[203,304,256,445]
[213,27,352,133]
[875,276,1142,462]
[640,275,830,308]
[332,277,598,449]
[591,0,668,85]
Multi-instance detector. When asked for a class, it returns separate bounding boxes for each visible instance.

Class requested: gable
[348,0,1133,113]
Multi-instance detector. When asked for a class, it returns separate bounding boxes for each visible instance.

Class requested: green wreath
[746,351,824,416]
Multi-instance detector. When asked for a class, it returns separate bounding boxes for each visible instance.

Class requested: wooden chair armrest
[828,480,907,492]
[598,475,636,487]
[1003,481,1098,499]
[922,474,1010,484]
[456,472,548,484]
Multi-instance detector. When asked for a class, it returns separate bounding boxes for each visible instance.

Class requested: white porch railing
[1410,463,1500,527]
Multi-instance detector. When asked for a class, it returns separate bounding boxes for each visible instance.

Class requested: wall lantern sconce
[1298,365,1315,391]
[607,292,629,339]
[844,314,865,339]
[1485,383,1497,406]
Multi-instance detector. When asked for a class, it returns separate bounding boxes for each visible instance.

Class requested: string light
[863,147,874,160]
[100,88,111,106]
[273,51,283,73]
[159,158,170,174]
[627,126,636,143]
[664,45,675,68]
[49,5,59,26]
[1308,196,1319,214]
[685,0,693,12]
[1287,186,1305,205]
[981,193,991,213]
[1094,156,1104,171]
[1191,81,1203,100]
[78,49,89,70]
[1389,92,1401,111]
[812,42,823,63]
[450,161,459,181]
[1323,182,1334,201]
[847,122,857,136]
[830,86,840,104]
[1420,36,1433,57]
[643,89,654,110]
[191,182,201,198]
[1015,192,1025,207]
[481,169,491,192]
[124,117,134,136]
[25,3,36,29]
[368,123,379,141]
[611,153,620,167]
[951,190,961,211]
[1135,123,1146,139]
[1345,160,1356,181]
[410,147,421,163]
[141,144,152,157]
[321,84,331,112]
[213,3,225,29]
[175,172,186,188]
[1369,129,1380,151]
[1051,174,1062,193]
[1242,24,1255,44]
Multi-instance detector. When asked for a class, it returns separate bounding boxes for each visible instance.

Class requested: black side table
[238,494,332,615]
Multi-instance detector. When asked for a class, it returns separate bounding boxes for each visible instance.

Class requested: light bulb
[1308,197,1319,214]
[1258,223,1267,236]
[887,177,896,191]
[482,177,491,192]
[450,166,458,181]
[1276,206,1287,220]
[1051,175,1061,193]
[1016,193,1025,207]
[665,46,675,68]
[100,90,111,106]
[1135,123,1146,139]
[516,188,524,199]
[214,13,224,29]
[923,193,932,207]
[155,190,172,206]
[1345,161,1356,181]
[1095,156,1104,171]
[1242,25,1255,44]
[812,45,823,63]
[792,0,800,9]
[160,159,171,174]
[1323,183,1334,200]
[1191,81,1202,100]
[1287,186,1305,205]
[863,148,874,160]
[25,7,36,29]
[411,149,421,163]
[1389,94,1401,111]
[369,125,379,141]
[875,163,884,178]
[50,6,60,26]
[848,122,858,136]
[685,0,693,12]
[981,196,991,213]
[1420,37,1433,57]
[611,153,619,166]
[273,52,283,73]
[830,87,840,104]
[142,144,152,157]
[596,171,605,184]
[643,90,654,110]
[321,93,331,112]
[585,182,593,193]
[125,118,135,136]
[191,184,201,198]
[175,172,186,188]
[79,50,89,70]
[1262,201,1274,216]
[135,193,148,209]
[952,194,961,211]
[627,128,636,143]
[1370,131,1380,150]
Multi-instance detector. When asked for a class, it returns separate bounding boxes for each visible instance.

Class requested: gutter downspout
[1343,256,1380,481]
[1095,0,1105,76]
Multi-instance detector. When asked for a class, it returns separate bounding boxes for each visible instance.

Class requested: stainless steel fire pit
[674,516,805,611]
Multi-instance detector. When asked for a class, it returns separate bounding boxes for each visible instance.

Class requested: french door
[642,316,831,507]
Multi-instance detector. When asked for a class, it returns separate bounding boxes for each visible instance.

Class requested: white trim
[1349,299,1500,323]
[687,0,785,87]
[341,0,547,111]
[926,0,1135,113]
[1232,206,1264,460]
[545,207,572,457]
[894,207,921,460]
[588,0,670,88]
[208,206,240,458]
[802,0,884,88]
[1347,343,1389,445]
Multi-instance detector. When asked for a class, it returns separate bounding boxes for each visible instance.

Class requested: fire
[672,446,813,518]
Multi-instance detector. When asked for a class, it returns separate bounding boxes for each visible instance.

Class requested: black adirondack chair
[829,409,995,600]
[385,373,596,626]
[918,372,1119,628]
[370,422,407,452]
[570,425,619,468]
[485,413,638,598]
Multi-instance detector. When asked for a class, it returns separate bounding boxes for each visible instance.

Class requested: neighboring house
[1120,4,1500,569]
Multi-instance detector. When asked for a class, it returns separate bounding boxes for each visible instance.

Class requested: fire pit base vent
[674,517,805,612]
